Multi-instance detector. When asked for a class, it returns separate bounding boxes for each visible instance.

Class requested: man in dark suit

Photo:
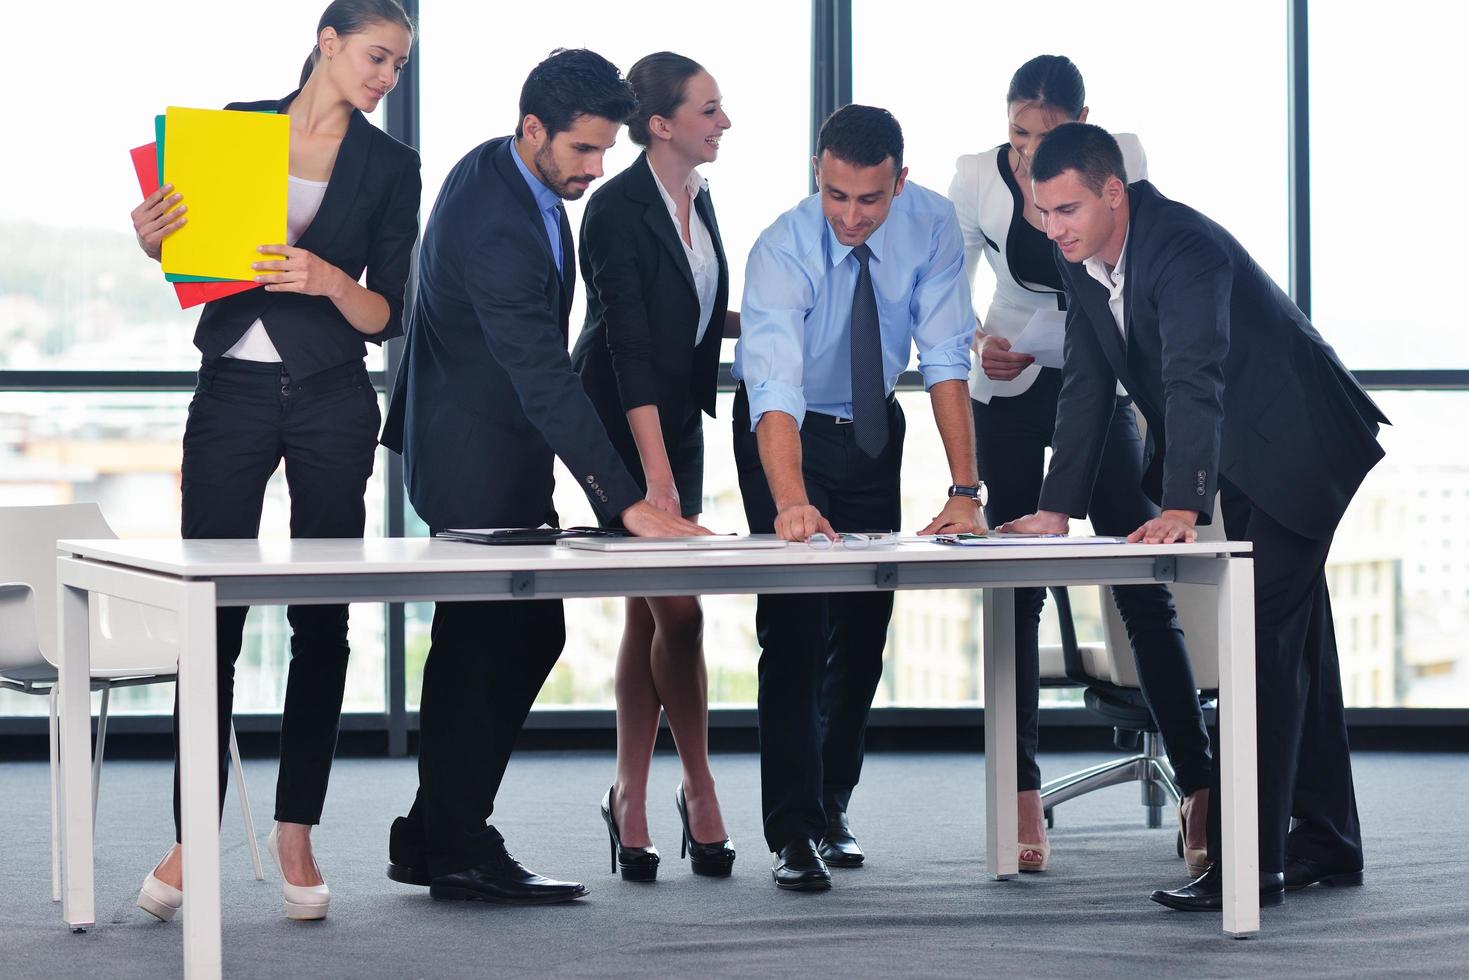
[1005,123,1387,909]
[379,49,705,905]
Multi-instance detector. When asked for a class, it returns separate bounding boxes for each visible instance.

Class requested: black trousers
[173,357,380,840]
[733,386,904,851]
[972,368,1211,795]
[1204,478,1362,875]
[399,597,566,877]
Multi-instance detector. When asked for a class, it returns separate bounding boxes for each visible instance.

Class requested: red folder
[129,143,261,309]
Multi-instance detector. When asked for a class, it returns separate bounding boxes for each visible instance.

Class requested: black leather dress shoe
[430,833,588,905]
[772,839,831,891]
[1284,856,1364,891]
[1150,864,1285,911]
[386,815,431,886]
[817,809,864,868]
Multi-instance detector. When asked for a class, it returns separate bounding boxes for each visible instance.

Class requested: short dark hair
[516,48,638,140]
[626,52,706,147]
[1030,122,1127,195]
[1006,54,1085,119]
[816,104,904,172]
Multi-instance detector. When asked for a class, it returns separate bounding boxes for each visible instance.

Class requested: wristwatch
[948,483,987,505]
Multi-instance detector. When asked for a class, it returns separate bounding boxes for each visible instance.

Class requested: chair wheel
[1176,830,1184,858]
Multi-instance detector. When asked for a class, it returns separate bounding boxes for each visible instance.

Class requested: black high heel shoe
[675,783,736,877]
[601,787,660,882]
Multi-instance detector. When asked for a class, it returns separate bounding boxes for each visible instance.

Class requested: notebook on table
[436,527,627,546]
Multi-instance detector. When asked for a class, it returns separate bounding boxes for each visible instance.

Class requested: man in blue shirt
[732,105,987,891]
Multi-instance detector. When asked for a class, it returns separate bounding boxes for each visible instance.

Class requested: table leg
[1218,557,1259,937]
[177,581,222,980]
[983,586,1018,879]
[57,582,95,931]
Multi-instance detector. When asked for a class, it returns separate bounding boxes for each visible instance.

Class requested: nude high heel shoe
[136,870,183,922]
[267,824,331,920]
[1018,839,1051,873]
[1177,798,1213,879]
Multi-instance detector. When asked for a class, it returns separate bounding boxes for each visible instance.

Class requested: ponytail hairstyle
[1006,54,1086,119]
[625,52,706,147]
[300,0,415,89]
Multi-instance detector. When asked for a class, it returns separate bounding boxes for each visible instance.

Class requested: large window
[417,1,811,363]
[1331,392,1469,707]
[3,2,1465,726]
[1308,2,1465,367]
[3,5,385,373]
[0,391,390,718]
[853,1,1289,300]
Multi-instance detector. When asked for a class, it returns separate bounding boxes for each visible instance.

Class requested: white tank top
[223,176,331,362]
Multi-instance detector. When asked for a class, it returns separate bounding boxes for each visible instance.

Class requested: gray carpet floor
[3,749,1466,979]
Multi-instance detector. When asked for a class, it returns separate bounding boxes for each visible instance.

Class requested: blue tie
[849,243,887,457]
[547,203,565,276]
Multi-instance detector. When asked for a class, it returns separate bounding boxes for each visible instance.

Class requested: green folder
[156,110,280,284]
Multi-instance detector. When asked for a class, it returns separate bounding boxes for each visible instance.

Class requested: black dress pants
[972,368,1211,795]
[401,596,566,877]
[733,386,904,851]
[1204,478,1363,875]
[173,357,380,840]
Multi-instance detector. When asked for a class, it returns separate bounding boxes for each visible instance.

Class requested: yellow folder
[159,107,289,282]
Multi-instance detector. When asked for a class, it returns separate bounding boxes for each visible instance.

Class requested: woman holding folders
[127,0,419,921]
[946,55,1212,874]
[571,52,738,882]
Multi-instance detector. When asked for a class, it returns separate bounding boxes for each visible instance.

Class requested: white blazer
[948,134,1147,403]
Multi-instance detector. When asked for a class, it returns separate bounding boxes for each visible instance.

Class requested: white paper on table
[1010,309,1067,369]
[928,533,1128,547]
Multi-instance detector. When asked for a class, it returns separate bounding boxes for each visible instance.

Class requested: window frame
[3,0,1464,744]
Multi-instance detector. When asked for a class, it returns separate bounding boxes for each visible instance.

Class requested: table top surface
[56,535,1250,579]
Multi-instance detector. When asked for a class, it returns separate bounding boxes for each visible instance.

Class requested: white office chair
[1038,502,1222,832]
[0,503,262,902]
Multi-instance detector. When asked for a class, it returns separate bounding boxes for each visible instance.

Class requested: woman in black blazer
[127,0,419,922]
[571,52,737,881]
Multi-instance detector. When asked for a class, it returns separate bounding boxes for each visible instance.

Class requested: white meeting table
[54,536,1257,979]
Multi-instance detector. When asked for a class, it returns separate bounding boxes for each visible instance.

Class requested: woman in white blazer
[947,55,1212,876]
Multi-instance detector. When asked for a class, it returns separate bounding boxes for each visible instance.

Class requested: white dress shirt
[653,167,719,346]
[224,176,330,362]
[1082,226,1130,341]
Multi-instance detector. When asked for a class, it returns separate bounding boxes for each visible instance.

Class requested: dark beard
[533,143,591,200]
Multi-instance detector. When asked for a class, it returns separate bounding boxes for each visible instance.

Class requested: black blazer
[192,91,421,380]
[1039,181,1388,541]
[380,136,642,529]
[570,153,728,468]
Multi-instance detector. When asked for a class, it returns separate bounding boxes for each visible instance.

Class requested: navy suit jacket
[381,137,642,529]
[194,91,420,379]
[1039,181,1388,541]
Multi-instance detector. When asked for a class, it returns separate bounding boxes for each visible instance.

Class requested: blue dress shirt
[732,181,973,429]
[510,139,565,275]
